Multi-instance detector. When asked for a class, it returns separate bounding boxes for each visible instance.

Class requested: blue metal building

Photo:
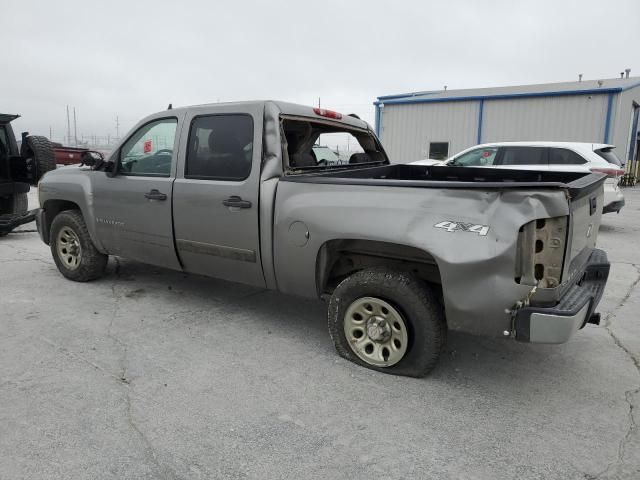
[374,76,640,164]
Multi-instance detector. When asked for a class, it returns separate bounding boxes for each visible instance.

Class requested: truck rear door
[172,104,266,287]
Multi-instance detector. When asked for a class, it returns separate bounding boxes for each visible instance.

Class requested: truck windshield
[283,119,387,170]
[312,145,342,165]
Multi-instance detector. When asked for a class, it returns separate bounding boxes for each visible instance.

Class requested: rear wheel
[328,267,445,377]
[50,210,108,281]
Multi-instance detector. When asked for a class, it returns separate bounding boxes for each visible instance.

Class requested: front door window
[450,147,498,166]
[119,118,178,176]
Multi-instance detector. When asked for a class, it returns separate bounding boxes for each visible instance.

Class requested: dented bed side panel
[273,181,576,338]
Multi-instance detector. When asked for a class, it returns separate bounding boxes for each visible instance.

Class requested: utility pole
[316,97,322,146]
[66,105,71,146]
[73,107,78,146]
[115,116,120,139]
[49,126,52,140]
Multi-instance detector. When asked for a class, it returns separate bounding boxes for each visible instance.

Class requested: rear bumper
[603,198,625,214]
[514,249,609,343]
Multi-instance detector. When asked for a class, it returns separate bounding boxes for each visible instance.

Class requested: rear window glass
[283,119,386,169]
[549,148,586,165]
[595,148,623,166]
[500,147,546,165]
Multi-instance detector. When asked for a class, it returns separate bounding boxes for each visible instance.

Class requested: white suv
[413,142,626,214]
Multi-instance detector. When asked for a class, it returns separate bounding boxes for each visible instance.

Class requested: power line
[73,107,78,146]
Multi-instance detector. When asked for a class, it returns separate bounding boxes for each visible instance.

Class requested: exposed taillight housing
[313,107,343,120]
[590,167,625,178]
[515,216,568,288]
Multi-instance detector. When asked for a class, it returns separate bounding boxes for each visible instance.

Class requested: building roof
[376,77,640,105]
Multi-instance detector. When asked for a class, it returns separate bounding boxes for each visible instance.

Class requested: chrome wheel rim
[56,227,82,270]
[344,296,409,367]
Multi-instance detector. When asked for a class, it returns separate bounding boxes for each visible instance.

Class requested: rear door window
[499,147,547,166]
[549,148,587,165]
[185,114,253,180]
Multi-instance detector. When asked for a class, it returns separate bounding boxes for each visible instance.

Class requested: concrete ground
[1,189,639,480]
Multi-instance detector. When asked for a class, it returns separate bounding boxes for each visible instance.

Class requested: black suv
[0,113,55,235]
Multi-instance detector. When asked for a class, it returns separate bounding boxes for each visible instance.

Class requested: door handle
[222,195,252,209]
[144,189,167,201]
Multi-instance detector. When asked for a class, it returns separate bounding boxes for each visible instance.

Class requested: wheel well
[42,200,81,243]
[316,239,442,296]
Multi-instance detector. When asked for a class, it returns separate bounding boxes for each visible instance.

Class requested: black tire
[328,267,445,377]
[0,192,28,215]
[23,135,55,185]
[50,210,108,282]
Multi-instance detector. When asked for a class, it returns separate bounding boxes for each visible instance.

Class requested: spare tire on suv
[0,192,28,215]
[21,135,55,184]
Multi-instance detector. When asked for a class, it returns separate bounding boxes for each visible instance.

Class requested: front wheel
[328,268,445,377]
[50,210,108,281]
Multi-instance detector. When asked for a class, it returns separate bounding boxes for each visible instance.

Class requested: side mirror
[79,151,101,167]
[105,161,117,177]
[105,150,119,177]
[78,150,117,176]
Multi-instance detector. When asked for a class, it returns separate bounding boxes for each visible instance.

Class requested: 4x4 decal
[434,221,490,236]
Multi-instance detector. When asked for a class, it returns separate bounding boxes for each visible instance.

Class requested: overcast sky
[1,0,638,144]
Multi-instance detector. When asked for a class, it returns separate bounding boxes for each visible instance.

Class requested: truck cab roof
[146,101,371,131]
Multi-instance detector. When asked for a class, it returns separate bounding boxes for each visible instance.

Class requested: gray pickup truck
[36,101,610,376]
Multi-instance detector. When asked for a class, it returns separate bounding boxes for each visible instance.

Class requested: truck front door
[172,105,265,287]
[92,116,182,270]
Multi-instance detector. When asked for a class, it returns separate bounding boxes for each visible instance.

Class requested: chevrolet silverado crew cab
[36,101,610,377]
